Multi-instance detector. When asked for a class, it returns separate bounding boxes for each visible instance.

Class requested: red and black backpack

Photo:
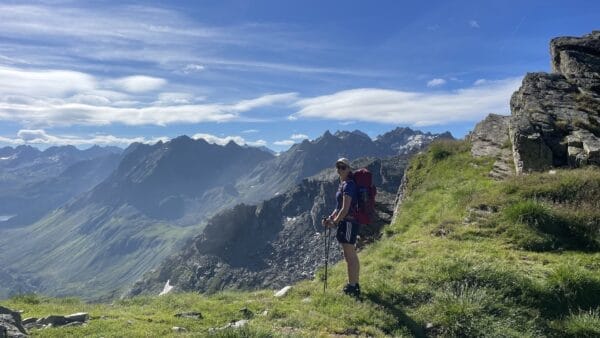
[352,168,377,225]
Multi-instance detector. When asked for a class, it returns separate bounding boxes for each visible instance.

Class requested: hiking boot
[342,283,360,298]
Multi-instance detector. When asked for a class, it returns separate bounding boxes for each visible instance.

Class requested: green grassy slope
[3,140,599,337]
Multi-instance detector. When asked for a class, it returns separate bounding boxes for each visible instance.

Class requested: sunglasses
[336,164,348,170]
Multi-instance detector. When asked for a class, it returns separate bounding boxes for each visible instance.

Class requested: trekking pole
[324,226,331,293]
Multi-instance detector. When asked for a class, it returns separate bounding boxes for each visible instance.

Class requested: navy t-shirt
[336,178,358,217]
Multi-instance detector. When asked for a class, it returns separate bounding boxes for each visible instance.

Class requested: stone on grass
[65,312,89,323]
[274,286,292,297]
[174,312,203,320]
[172,326,187,332]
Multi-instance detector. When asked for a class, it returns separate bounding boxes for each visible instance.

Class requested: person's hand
[322,217,335,228]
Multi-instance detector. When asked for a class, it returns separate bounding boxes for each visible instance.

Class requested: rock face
[0,306,27,338]
[125,156,407,297]
[510,31,600,173]
[469,114,514,179]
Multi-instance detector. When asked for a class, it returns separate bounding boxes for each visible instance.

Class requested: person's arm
[332,195,352,225]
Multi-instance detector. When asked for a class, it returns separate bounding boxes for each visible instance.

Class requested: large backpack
[352,168,377,225]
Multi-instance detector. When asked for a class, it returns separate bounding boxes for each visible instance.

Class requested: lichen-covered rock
[510,31,600,174]
[469,114,514,179]
[551,31,600,91]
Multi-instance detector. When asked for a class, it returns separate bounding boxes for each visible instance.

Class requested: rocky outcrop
[125,156,407,297]
[469,114,514,179]
[21,312,89,331]
[510,31,600,173]
[0,306,27,337]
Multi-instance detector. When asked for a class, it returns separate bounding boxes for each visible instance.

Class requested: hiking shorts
[336,220,360,245]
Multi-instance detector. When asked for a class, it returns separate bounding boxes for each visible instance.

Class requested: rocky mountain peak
[509,31,600,173]
[334,130,371,141]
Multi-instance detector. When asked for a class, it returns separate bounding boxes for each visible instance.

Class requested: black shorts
[336,220,360,245]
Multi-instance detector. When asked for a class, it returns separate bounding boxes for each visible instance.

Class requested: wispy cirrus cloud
[0,3,376,78]
[291,77,522,126]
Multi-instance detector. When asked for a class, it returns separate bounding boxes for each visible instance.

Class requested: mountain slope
[0,137,275,300]
[237,128,451,203]
[0,145,123,227]
[126,155,407,297]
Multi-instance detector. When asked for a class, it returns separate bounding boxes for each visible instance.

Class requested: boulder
[174,312,202,320]
[36,315,68,326]
[0,306,27,337]
[551,31,600,91]
[509,31,600,174]
[20,318,36,326]
[274,286,292,297]
[64,312,89,323]
[470,114,514,179]
[208,319,249,334]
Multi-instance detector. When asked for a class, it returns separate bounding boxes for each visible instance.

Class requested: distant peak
[436,131,455,140]
[334,129,372,140]
[225,140,240,148]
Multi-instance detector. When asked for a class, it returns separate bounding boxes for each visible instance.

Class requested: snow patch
[159,279,174,296]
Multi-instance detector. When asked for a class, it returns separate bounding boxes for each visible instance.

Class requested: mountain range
[0,127,451,300]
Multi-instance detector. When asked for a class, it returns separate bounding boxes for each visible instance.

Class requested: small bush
[10,293,43,304]
[428,140,470,162]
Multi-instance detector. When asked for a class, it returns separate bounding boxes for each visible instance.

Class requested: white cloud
[0,129,272,149]
[474,79,487,85]
[247,139,267,147]
[290,134,309,140]
[469,20,480,28]
[111,75,167,93]
[191,133,267,148]
[242,129,259,133]
[291,77,522,126]
[0,129,168,147]
[427,78,446,87]
[192,133,246,146]
[182,64,205,73]
[0,66,96,97]
[0,65,297,127]
[274,140,295,146]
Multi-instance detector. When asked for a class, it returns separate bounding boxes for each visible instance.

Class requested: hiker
[322,157,361,298]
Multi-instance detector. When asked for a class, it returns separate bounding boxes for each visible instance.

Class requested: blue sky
[0,0,598,152]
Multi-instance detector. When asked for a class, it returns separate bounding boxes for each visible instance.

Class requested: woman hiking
[322,157,361,298]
